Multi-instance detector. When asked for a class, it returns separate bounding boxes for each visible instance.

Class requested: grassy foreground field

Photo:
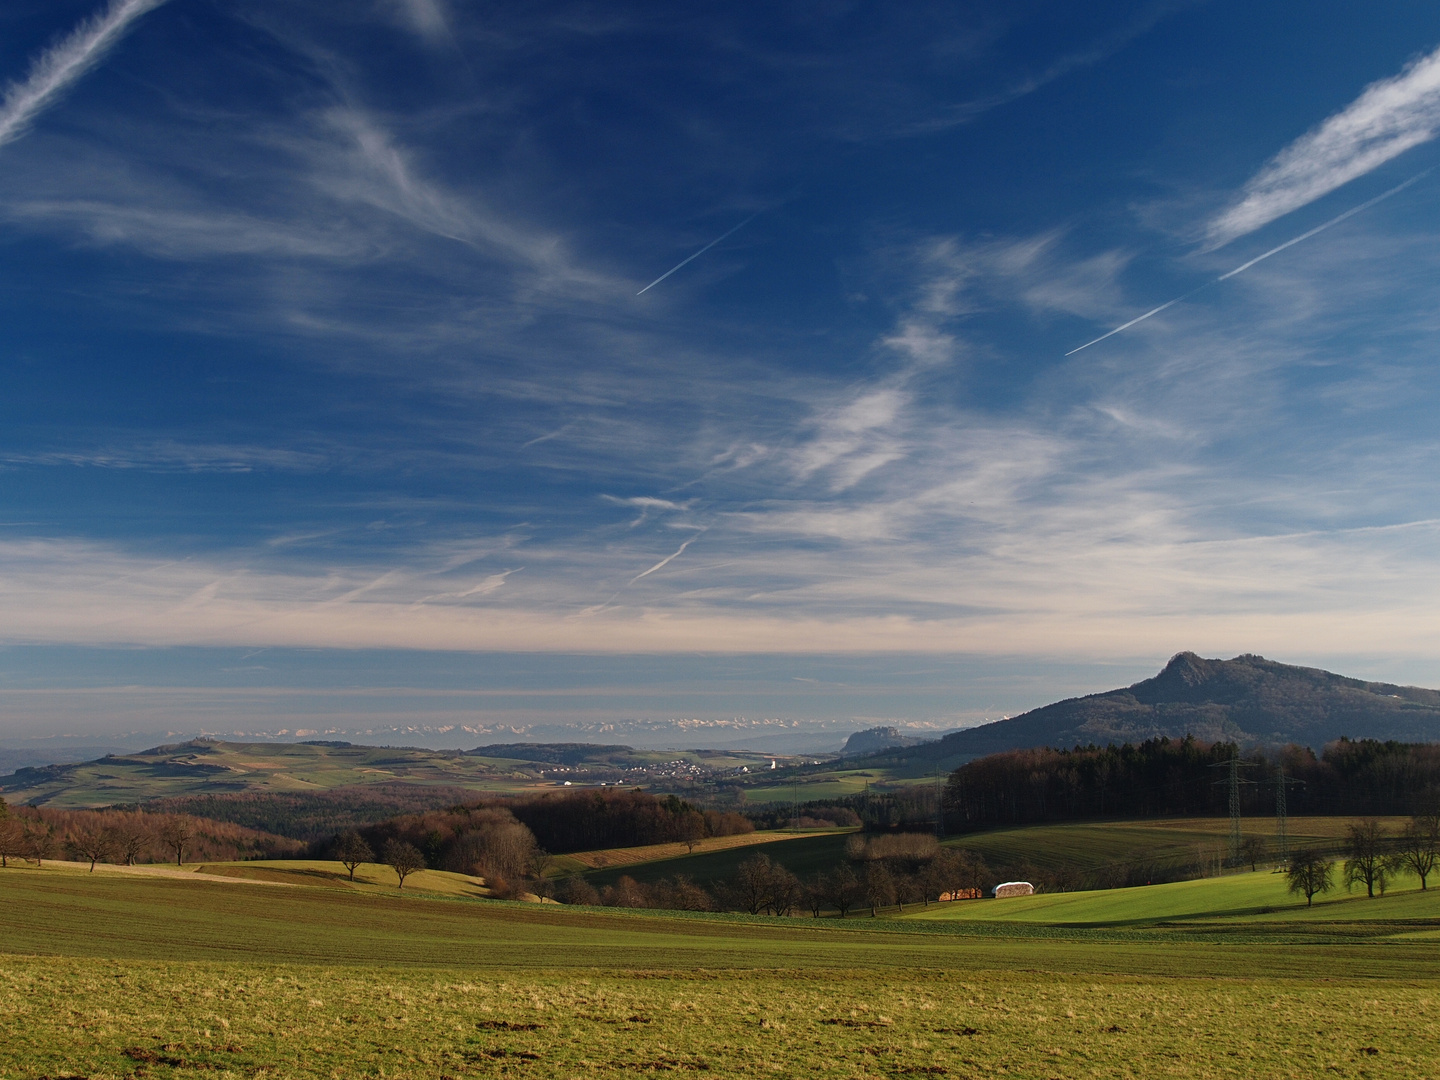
[5,956,1433,1080]
[4,859,1440,1078]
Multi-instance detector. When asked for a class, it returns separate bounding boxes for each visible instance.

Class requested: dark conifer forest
[943,737,1440,829]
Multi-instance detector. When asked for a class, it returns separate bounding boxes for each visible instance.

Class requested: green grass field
[736,766,946,803]
[5,811,1439,1079]
[904,866,1440,932]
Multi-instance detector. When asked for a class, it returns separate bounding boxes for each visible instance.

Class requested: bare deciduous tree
[805,873,826,917]
[1287,849,1334,906]
[332,832,374,881]
[826,862,861,918]
[381,838,425,889]
[112,819,150,865]
[0,816,24,868]
[863,862,895,917]
[158,816,194,867]
[733,852,774,916]
[1240,836,1267,872]
[679,811,706,854]
[1344,820,1389,898]
[920,854,953,905]
[1393,813,1439,890]
[765,863,802,917]
[894,871,921,913]
[65,826,116,872]
[24,822,57,866]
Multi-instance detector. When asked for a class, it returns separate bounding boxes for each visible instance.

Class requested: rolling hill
[0,737,786,810]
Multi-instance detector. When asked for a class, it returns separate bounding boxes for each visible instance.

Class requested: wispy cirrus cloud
[1207,43,1440,248]
[601,495,694,528]
[389,0,451,43]
[906,1,1188,136]
[0,0,168,150]
[0,441,331,474]
[313,107,617,293]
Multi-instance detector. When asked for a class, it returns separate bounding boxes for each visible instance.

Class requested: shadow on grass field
[549,828,851,877]
[944,816,1414,875]
[583,829,856,889]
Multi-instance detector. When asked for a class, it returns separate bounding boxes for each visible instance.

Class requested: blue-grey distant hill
[841,727,930,756]
[925,652,1440,761]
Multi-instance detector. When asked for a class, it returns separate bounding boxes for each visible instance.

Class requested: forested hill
[932,652,1440,759]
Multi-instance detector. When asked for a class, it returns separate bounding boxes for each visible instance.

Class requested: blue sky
[3,1,1440,745]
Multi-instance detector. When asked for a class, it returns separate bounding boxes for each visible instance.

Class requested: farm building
[993,881,1035,898]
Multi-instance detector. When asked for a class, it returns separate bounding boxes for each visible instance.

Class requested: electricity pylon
[1210,754,1256,866]
[1273,766,1303,864]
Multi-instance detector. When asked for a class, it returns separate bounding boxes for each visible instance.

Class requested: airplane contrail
[0,0,169,150]
[628,533,702,584]
[1065,169,1432,357]
[636,213,759,295]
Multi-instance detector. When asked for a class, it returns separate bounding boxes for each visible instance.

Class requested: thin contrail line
[1215,170,1429,280]
[636,213,759,295]
[628,534,701,584]
[1065,170,1432,356]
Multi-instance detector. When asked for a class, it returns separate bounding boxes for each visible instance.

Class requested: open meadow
[3,846,1438,1079]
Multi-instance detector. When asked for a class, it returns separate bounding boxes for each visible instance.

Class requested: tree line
[139,785,484,841]
[544,832,992,916]
[0,799,303,870]
[336,788,753,897]
[944,737,1440,829]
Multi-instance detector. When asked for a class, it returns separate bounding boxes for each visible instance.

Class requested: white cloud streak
[1208,43,1440,247]
[0,0,168,150]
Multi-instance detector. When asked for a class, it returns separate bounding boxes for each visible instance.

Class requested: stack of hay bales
[992,881,1035,898]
